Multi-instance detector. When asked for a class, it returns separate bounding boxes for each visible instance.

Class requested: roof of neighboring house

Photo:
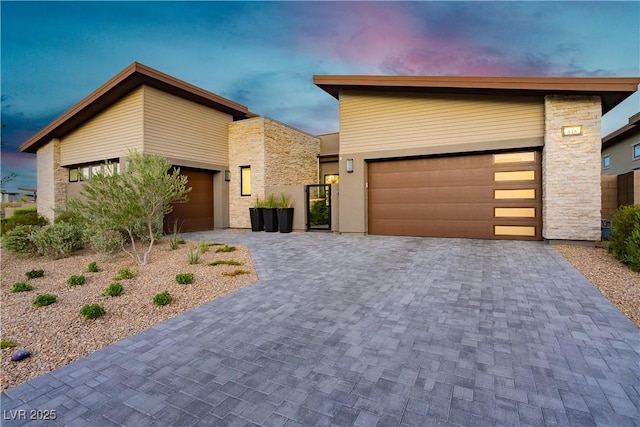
[602,112,640,149]
[20,62,255,153]
[313,75,640,114]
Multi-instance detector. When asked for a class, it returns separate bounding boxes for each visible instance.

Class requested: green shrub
[103,282,124,297]
[199,242,212,253]
[1,210,48,235]
[208,260,242,266]
[54,209,84,225]
[175,272,194,284]
[87,228,123,256]
[187,246,200,265]
[215,244,236,253]
[80,304,106,320]
[2,225,39,254]
[25,269,45,279]
[153,291,173,306]
[221,269,250,277]
[30,222,84,259]
[114,267,136,280]
[11,282,33,293]
[1,340,17,349]
[87,261,99,272]
[33,294,57,307]
[610,205,640,271]
[67,275,86,286]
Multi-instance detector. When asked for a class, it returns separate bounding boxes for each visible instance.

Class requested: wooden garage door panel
[368,152,541,240]
[164,168,214,233]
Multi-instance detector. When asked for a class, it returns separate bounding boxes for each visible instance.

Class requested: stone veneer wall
[601,175,618,221]
[228,117,320,228]
[36,139,67,222]
[543,95,601,241]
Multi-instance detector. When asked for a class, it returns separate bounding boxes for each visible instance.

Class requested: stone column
[36,139,67,222]
[543,95,601,241]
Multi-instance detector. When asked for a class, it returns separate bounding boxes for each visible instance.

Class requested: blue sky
[2,1,639,193]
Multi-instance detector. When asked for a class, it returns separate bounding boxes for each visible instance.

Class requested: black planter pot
[249,208,264,232]
[263,208,279,232]
[277,208,294,233]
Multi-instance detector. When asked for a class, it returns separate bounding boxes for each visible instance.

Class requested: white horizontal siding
[340,91,544,155]
[60,87,144,165]
[143,86,231,166]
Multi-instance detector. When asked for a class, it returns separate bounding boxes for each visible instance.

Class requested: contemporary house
[601,113,640,218]
[20,63,640,241]
[314,75,640,241]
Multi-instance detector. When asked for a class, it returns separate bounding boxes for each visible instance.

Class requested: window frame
[240,165,251,196]
[633,143,640,160]
[602,154,611,169]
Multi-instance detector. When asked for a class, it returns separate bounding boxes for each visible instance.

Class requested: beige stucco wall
[543,95,602,241]
[228,117,320,228]
[36,139,67,221]
[602,131,640,176]
[143,86,232,168]
[319,132,339,155]
[339,90,544,155]
[60,87,144,166]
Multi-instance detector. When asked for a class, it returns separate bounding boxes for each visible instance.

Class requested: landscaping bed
[0,240,257,392]
[554,243,640,328]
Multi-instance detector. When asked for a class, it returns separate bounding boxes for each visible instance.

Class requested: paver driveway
[2,231,639,426]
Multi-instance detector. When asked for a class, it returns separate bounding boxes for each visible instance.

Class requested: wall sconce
[224,170,231,181]
[346,159,354,173]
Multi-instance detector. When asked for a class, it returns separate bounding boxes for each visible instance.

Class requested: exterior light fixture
[224,170,231,181]
[346,159,354,173]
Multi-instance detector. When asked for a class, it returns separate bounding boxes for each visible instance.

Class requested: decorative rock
[11,349,30,362]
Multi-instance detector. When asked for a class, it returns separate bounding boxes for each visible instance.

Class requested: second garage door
[368,151,542,240]
[164,167,214,233]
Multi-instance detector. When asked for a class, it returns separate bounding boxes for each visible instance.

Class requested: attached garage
[368,151,542,240]
[164,167,214,233]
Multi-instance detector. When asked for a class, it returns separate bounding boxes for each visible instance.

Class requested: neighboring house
[20,64,640,242]
[601,112,640,175]
[601,113,640,219]
[313,75,640,241]
[19,63,318,232]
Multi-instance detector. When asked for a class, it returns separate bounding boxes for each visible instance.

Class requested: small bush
[54,209,84,225]
[610,205,640,271]
[88,228,123,256]
[1,209,48,235]
[221,269,250,277]
[2,225,39,254]
[1,340,17,349]
[175,272,194,284]
[208,260,242,266]
[187,246,200,265]
[80,304,106,320]
[153,291,173,306]
[199,242,212,253]
[114,267,136,280]
[103,282,124,297]
[87,261,99,272]
[30,222,84,259]
[25,269,45,279]
[11,282,33,293]
[67,275,86,286]
[33,294,57,307]
[215,245,236,253]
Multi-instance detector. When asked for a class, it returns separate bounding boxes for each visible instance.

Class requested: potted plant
[262,193,279,232]
[277,193,294,233]
[249,197,265,232]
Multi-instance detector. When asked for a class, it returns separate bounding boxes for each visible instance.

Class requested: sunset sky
[2,1,639,193]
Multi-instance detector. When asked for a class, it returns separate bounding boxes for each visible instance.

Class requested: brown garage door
[368,151,542,240]
[164,167,214,233]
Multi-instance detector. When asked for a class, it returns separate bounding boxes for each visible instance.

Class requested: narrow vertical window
[602,155,611,169]
[240,166,251,196]
[633,144,640,160]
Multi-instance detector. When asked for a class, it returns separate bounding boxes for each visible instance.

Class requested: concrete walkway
[2,231,639,426]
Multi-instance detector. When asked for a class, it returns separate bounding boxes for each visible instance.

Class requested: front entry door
[306,184,331,231]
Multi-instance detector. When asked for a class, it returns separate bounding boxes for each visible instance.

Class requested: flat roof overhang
[20,62,256,153]
[313,75,640,115]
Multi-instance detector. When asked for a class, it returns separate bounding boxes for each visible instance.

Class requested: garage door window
[240,166,251,196]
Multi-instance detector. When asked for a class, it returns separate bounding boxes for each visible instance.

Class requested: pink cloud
[1,150,36,170]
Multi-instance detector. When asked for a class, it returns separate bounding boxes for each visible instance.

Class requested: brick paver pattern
[2,232,639,426]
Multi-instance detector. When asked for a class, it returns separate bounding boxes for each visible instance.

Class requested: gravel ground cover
[554,243,640,328]
[0,240,257,391]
